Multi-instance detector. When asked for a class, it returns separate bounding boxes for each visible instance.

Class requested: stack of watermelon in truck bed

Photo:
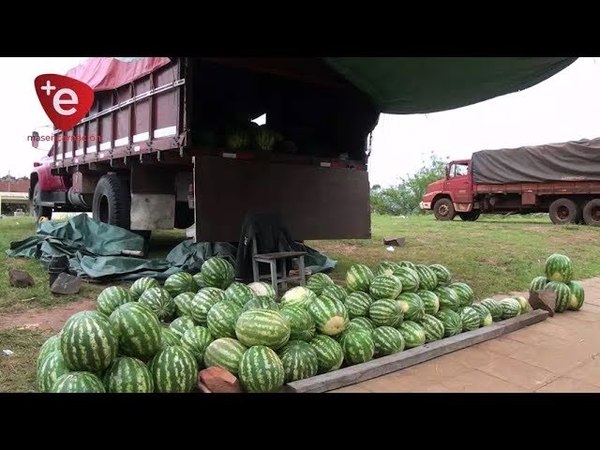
[420,138,600,225]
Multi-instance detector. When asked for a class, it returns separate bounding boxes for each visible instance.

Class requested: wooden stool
[252,251,307,295]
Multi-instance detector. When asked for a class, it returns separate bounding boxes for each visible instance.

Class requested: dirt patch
[0,299,95,332]
[314,242,360,257]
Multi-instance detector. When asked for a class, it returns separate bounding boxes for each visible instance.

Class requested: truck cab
[420,159,480,221]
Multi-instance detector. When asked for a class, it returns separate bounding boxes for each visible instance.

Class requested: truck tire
[549,198,579,225]
[582,199,600,226]
[458,211,480,221]
[92,174,131,230]
[433,198,455,221]
[31,182,53,221]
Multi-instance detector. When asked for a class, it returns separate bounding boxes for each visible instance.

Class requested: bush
[371,152,447,216]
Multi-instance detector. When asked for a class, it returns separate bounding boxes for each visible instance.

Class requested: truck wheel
[31,183,53,221]
[92,174,131,230]
[582,199,600,226]
[549,198,579,225]
[458,211,480,221]
[433,198,455,221]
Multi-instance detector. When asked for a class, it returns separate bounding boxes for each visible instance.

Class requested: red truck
[420,138,600,226]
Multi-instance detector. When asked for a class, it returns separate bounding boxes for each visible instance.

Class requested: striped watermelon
[320,285,348,303]
[397,321,426,348]
[567,281,585,311]
[248,281,277,300]
[103,357,154,393]
[345,264,374,293]
[393,267,420,293]
[204,338,247,375]
[164,272,198,297]
[369,275,402,300]
[305,273,334,295]
[347,317,375,333]
[60,310,117,372]
[436,309,463,337]
[149,345,198,393]
[239,345,285,393]
[173,292,196,317]
[189,289,223,326]
[138,287,176,322]
[96,286,132,316]
[514,296,531,314]
[396,292,424,321]
[181,326,214,366]
[192,271,204,290]
[242,296,280,312]
[307,297,349,336]
[201,287,227,303]
[529,276,549,292]
[414,265,438,291]
[374,261,401,277]
[500,298,521,319]
[545,254,574,283]
[369,298,402,326]
[429,264,452,285]
[278,340,319,382]
[280,306,316,342]
[418,314,445,342]
[50,372,106,393]
[37,334,61,370]
[199,257,235,290]
[37,350,69,393]
[225,282,255,308]
[169,315,196,338]
[207,301,242,339]
[544,281,571,312]
[160,328,181,348]
[345,292,374,319]
[109,302,162,360]
[459,306,481,331]
[417,290,440,315]
[434,286,460,311]
[470,303,493,327]
[280,286,317,309]
[129,277,160,300]
[449,282,474,307]
[398,261,417,270]
[372,326,405,356]
[340,330,375,365]
[235,309,291,349]
[309,335,344,373]
[480,298,503,321]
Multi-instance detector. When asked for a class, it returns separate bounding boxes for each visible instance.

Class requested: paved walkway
[332,278,600,393]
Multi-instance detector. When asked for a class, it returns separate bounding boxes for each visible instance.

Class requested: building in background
[0,175,30,215]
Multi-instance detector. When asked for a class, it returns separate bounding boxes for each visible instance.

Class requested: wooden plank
[285,310,549,393]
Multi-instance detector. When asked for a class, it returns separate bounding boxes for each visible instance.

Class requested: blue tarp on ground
[6,214,335,282]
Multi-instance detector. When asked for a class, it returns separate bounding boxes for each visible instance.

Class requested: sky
[1,57,599,185]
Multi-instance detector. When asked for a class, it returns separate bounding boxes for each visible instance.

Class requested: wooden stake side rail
[285,310,550,393]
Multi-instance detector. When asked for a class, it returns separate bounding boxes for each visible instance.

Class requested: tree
[370,152,447,215]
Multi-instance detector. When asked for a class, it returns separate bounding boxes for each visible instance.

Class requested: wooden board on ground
[285,310,549,393]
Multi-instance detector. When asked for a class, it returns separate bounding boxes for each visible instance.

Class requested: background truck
[420,138,600,226]
[30,57,579,241]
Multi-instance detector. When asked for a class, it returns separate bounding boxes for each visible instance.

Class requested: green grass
[0,216,186,313]
[0,328,53,392]
[308,213,600,300]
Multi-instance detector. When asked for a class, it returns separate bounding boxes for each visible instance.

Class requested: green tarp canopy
[323,57,578,114]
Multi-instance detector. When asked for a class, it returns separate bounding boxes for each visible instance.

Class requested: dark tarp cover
[6,214,336,282]
[324,57,577,114]
[471,137,600,184]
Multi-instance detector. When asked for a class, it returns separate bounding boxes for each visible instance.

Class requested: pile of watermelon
[36,256,542,394]
[529,253,585,313]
